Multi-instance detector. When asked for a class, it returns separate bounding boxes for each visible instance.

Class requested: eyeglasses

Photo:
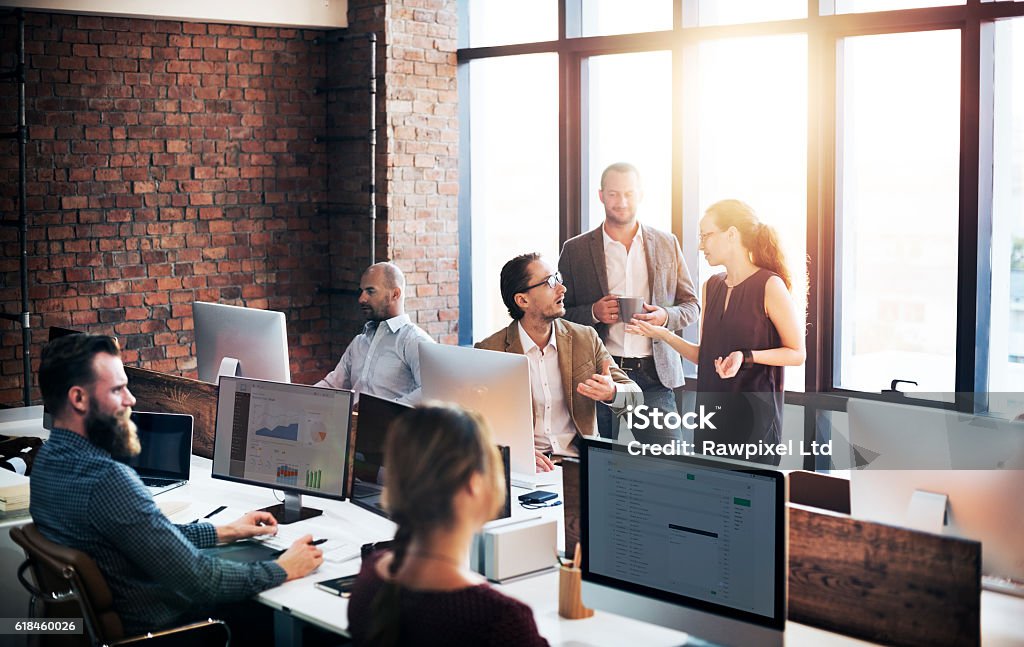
[522,271,563,292]
[696,230,720,244]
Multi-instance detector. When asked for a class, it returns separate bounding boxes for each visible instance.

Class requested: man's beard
[85,403,140,459]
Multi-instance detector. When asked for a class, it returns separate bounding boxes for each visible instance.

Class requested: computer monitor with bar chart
[212,376,353,523]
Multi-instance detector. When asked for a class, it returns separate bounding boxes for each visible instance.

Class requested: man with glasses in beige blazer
[476,253,641,472]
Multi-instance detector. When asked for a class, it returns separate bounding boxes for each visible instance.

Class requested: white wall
[0,0,348,29]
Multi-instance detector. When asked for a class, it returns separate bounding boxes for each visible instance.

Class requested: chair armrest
[112,619,229,647]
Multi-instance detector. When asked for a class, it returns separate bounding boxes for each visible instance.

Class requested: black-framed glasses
[522,271,563,292]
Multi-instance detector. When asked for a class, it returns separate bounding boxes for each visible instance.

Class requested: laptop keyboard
[141,477,178,487]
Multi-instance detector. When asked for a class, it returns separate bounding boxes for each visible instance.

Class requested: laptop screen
[123,412,193,481]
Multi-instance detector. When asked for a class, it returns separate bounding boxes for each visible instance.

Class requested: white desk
[170,458,1024,646]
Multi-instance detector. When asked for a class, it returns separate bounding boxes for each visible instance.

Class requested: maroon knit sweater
[348,551,549,646]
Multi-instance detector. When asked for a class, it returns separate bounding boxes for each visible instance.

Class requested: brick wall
[0,12,332,404]
[325,0,459,358]
[384,0,459,345]
[0,3,460,407]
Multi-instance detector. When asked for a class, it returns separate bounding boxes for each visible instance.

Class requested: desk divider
[560,457,580,557]
[788,504,981,647]
[125,367,218,459]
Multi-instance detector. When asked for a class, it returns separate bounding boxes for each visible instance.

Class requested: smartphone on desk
[518,490,558,505]
[316,574,358,598]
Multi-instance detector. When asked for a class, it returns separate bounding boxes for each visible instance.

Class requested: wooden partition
[788,504,981,647]
[125,367,218,458]
[561,457,580,555]
[788,470,850,514]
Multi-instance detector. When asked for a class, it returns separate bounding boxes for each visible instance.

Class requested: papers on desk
[156,499,191,519]
[0,469,29,512]
[254,517,362,564]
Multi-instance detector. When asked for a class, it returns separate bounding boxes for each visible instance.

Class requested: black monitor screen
[351,394,512,521]
[123,411,193,480]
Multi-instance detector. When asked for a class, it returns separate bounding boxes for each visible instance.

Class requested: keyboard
[983,575,1024,598]
[510,466,561,489]
[141,477,187,495]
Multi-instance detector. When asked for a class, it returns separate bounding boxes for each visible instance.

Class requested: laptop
[349,394,513,521]
[124,411,193,495]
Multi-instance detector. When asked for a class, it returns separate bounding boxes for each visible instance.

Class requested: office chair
[10,523,229,647]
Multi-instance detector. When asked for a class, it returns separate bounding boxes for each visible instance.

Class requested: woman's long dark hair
[364,403,504,647]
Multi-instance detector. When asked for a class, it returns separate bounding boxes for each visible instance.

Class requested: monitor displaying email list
[585,443,780,620]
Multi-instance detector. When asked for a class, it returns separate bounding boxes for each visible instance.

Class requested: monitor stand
[261,492,322,524]
[906,489,948,535]
[217,357,241,383]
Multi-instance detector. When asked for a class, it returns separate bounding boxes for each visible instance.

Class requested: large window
[692,34,807,390]
[989,18,1024,404]
[580,0,673,36]
[459,0,1024,404]
[466,54,559,340]
[583,51,673,233]
[465,0,557,47]
[695,0,805,26]
[834,30,961,393]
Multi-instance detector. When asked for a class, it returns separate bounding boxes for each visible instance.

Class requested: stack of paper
[0,469,29,512]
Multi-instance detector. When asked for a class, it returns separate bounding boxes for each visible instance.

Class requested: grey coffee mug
[617,296,645,323]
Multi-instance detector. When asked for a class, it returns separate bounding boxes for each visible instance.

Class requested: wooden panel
[788,470,850,514]
[346,411,358,498]
[789,505,981,647]
[125,367,218,459]
[561,457,580,556]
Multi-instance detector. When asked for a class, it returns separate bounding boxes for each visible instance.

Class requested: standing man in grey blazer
[558,162,699,442]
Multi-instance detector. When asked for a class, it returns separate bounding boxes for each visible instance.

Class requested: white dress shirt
[517,322,578,457]
[315,313,433,404]
[602,223,653,358]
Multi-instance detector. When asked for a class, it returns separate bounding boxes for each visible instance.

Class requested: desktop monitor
[48,326,84,341]
[580,438,786,647]
[194,301,291,384]
[212,376,353,523]
[350,393,512,520]
[420,344,536,483]
[847,399,1024,582]
[348,394,411,516]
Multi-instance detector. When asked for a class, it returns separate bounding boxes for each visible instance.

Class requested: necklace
[407,551,464,568]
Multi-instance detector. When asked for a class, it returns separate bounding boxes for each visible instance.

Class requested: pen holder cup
[558,565,594,620]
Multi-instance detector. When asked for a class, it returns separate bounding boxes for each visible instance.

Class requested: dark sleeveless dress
[696,269,784,466]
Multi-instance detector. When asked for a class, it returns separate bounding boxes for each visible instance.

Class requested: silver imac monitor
[212,376,353,523]
[580,438,786,647]
[420,344,550,487]
[194,301,291,384]
[848,398,1024,582]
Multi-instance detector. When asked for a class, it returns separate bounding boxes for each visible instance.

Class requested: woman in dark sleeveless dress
[628,199,804,465]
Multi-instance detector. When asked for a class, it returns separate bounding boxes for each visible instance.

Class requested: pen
[311,538,328,546]
[188,505,227,524]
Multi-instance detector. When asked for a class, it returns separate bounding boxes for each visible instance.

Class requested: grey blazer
[558,224,699,389]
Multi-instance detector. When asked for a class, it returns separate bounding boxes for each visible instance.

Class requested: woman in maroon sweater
[348,404,548,647]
